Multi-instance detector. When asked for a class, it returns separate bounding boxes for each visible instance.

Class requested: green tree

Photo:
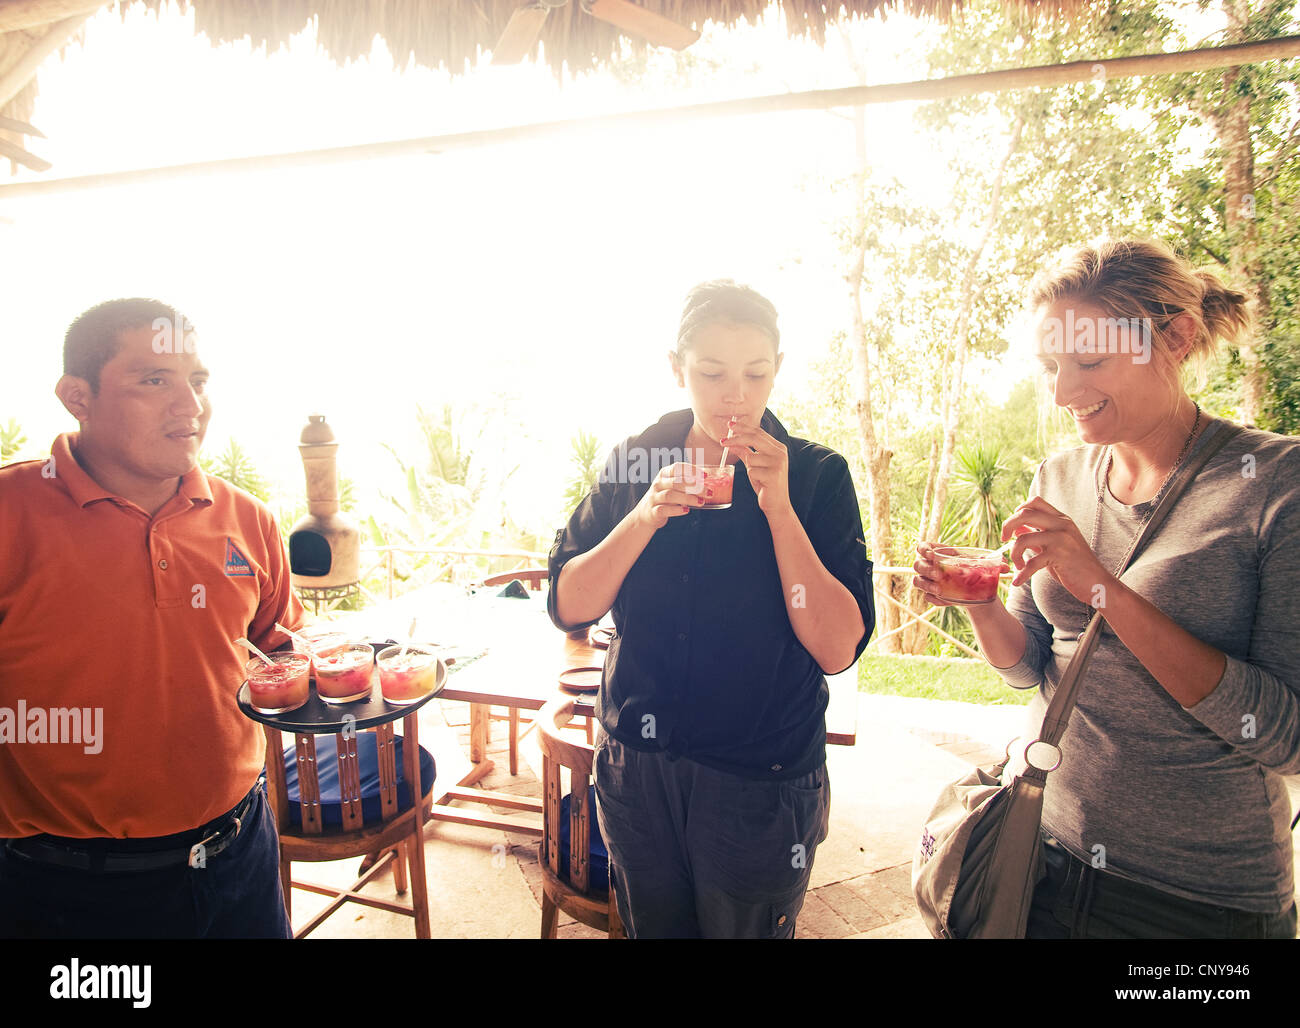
[1154,0,1300,431]
[840,0,1183,652]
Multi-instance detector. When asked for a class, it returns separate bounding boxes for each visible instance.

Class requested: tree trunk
[922,114,1025,545]
[901,115,1025,654]
[842,41,908,654]
[848,189,903,653]
[1215,0,1269,425]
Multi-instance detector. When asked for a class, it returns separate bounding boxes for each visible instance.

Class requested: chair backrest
[537,696,594,893]
[265,712,425,847]
[481,568,548,592]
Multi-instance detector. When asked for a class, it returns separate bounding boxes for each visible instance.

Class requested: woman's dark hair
[676,280,780,357]
[64,297,189,394]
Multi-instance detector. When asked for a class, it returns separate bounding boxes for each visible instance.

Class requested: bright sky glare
[0,3,1071,535]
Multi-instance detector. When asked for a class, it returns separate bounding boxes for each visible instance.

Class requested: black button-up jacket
[547,408,875,780]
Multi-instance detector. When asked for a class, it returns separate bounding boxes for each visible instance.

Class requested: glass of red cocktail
[295,624,351,660]
[246,653,311,714]
[931,546,1004,605]
[684,464,735,510]
[312,643,375,704]
[377,645,440,705]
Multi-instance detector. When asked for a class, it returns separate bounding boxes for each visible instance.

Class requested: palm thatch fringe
[127,0,1101,78]
[0,0,1102,172]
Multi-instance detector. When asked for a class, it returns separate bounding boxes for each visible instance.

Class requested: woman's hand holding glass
[912,542,976,607]
[636,462,709,530]
[914,499,1109,609]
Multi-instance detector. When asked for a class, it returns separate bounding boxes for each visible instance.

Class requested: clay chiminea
[288,415,361,592]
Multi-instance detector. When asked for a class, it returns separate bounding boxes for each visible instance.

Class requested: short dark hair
[675,279,780,357]
[63,298,190,393]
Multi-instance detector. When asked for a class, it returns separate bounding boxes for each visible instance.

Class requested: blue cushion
[282,733,436,828]
[558,790,609,894]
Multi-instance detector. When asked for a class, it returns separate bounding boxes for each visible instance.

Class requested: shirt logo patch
[224,538,254,577]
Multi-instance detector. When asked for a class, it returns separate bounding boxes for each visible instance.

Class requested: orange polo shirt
[0,433,305,838]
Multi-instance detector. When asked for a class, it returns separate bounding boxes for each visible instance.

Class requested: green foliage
[366,402,546,594]
[563,429,603,514]
[201,438,270,502]
[0,418,28,464]
[952,442,1010,551]
[778,329,862,476]
[1133,0,1300,432]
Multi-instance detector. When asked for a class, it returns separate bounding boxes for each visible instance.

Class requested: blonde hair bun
[1028,239,1256,392]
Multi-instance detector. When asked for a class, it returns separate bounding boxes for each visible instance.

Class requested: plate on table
[559,667,603,693]
[588,625,614,649]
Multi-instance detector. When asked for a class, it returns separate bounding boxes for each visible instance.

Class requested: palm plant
[201,437,270,502]
[563,429,603,514]
[371,403,524,590]
[0,418,27,464]
[952,442,1008,551]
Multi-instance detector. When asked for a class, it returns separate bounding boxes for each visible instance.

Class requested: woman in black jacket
[548,280,875,938]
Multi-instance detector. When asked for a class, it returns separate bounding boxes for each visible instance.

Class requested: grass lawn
[856,652,1032,706]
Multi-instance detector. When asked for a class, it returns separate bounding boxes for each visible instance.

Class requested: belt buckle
[188,816,240,868]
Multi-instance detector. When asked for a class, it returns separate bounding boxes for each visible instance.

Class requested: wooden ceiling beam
[0,11,90,109]
[0,32,1296,199]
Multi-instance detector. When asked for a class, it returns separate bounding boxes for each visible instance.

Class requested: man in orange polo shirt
[0,298,305,938]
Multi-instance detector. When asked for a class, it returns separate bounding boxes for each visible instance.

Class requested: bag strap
[1032,423,1244,754]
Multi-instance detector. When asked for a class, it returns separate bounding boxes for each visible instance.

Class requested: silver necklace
[1084,402,1201,618]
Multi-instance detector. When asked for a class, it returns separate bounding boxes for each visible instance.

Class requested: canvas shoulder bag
[911,423,1243,939]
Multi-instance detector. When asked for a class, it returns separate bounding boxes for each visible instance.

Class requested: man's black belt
[3,782,259,873]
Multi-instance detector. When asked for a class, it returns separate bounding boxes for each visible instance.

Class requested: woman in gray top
[914,239,1300,939]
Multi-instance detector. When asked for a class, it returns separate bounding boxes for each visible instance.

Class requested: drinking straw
[235,637,276,668]
[275,622,314,651]
[719,416,737,469]
[398,617,418,661]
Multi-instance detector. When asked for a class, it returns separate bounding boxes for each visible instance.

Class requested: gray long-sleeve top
[996,415,1300,912]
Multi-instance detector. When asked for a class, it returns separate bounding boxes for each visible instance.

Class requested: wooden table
[345,586,858,838]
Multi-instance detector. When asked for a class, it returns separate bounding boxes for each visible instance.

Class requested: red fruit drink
[313,643,375,704]
[932,547,1003,605]
[686,464,735,510]
[246,653,311,713]
[377,645,440,705]
[295,626,350,660]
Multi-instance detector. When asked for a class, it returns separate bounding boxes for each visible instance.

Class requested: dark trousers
[593,731,830,939]
[1027,833,1298,940]
[0,781,292,939]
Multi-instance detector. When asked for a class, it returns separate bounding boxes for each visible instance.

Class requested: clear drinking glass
[931,546,1004,605]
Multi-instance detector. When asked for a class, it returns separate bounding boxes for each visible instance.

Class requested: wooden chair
[537,696,625,939]
[261,710,435,939]
[480,568,548,775]
[481,568,549,592]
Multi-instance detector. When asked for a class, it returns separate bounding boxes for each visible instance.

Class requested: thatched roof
[132,0,1073,77]
[0,0,1095,168]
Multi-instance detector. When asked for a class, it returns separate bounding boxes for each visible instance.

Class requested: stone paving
[284,692,1300,940]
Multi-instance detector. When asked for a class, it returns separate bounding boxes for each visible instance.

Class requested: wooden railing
[868,567,983,659]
